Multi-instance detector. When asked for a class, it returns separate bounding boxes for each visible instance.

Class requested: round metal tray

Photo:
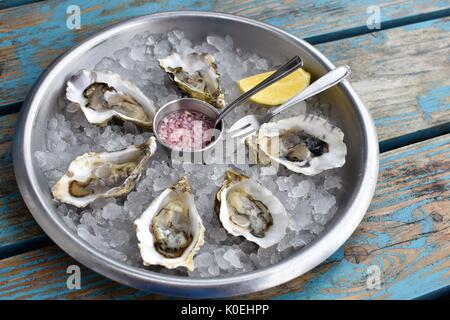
[13,11,379,298]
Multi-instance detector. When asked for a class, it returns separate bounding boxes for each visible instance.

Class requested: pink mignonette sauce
[157,110,216,151]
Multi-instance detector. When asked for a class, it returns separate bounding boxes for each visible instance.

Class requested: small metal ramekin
[153,98,224,156]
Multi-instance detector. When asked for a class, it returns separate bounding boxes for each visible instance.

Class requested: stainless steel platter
[13,11,378,298]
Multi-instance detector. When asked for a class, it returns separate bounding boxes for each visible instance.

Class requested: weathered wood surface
[1,0,449,299]
[0,113,42,251]
[2,15,450,251]
[257,134,450,299]
[1,134,448,299]
[1,0,449,107]
[0,0,41,10]
[0,246,166,299]
[316,17,450,142]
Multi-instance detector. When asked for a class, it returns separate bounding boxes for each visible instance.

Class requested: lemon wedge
[237,68,311,106]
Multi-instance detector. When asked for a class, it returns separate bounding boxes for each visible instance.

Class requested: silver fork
[227,65,352,139]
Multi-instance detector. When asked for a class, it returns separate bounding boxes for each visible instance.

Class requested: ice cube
[224,249,243,268]
[194,252,214,268]
[102,203,124,220]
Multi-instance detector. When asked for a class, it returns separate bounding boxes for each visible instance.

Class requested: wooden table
[0,0,449,300]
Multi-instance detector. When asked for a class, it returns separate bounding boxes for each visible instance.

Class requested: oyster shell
[245,134,271,165]
[159,52,225,108]
[135,177,205,271]
[52,137,157,208]
[257,115,347,175]
[215,170,288,248]
[66,70,156,128]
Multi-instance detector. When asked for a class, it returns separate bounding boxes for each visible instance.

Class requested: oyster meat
[216,170,288,248]
[52,137,157,208]
[159,52,225,108]
[135,177,205,271]
[257,115,347,175]
[66,70,156,128]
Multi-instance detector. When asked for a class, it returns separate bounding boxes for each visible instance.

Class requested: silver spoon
[214,55,304,127]
[227,65,352,139]
[153,56,303,154]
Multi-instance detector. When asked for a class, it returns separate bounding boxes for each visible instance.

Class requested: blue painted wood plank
[1,15,450,262]
[316,17,450,141]
[0,113,43,253]
[0,134,448,299]
[305,7,450,44]
[0,0,42,10]
[270,135,450,300]
[0,246,162,299]
[1,0,449,107]
[0,0,449,300]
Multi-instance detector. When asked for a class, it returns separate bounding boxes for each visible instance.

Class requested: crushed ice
[35,30,342,278]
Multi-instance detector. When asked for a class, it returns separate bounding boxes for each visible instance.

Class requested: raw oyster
[257,115,347,175]
[52,137,157,208]
[215,170,288,248]
[159,52,225,108]
[135,177,205,271]
[66,70,156,128]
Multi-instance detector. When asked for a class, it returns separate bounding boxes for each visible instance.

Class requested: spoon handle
[268,65,351,120]
[215,56,303,126]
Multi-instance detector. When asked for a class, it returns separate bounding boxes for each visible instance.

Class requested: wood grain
[254,134,450,299]
[0,113,43,250]
[1,0,449,107]
[0,0,42,10]
[2,16,449,250]
[1,134,448,299]
[1,0,449,300]
[316,18,450,141]
[0,246,164,299]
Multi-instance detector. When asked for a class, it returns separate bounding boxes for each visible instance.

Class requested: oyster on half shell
[257,115,347,175]
[66,70,156,128]
[135,177,205,271]
[52,137,157,208]
[215,170,288,248]
[159,52,225,108]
